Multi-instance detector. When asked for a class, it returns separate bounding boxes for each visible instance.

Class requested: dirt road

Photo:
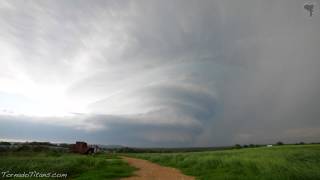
[121,156,195,180]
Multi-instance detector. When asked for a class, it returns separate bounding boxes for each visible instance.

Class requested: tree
[0,141,11,145]
[276,141,284,145]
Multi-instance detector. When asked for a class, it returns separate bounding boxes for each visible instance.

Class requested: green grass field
[1,144,319,179]
[130,144,320,180]
[0,151,135,179]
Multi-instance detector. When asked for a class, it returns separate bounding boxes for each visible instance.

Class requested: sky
[0,0,320,147]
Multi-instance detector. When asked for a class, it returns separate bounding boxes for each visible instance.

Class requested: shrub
[276,141,284,145]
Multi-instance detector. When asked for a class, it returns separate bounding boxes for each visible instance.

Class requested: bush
[276,141,284,145]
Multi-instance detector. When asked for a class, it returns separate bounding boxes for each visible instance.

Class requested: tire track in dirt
[121,156,195,180]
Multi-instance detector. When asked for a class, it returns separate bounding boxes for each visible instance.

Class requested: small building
[71,141,95,154]
[267,144,273,147]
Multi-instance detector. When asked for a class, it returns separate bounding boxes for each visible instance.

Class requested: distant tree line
[233,141,319,149]
[0,141,11,145]
[1,141,319,154]
[0,141,70,153]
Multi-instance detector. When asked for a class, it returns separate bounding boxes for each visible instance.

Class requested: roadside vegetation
[0,145,135,179]
[129,144,320,180]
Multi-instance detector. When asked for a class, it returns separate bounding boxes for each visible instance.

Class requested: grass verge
[129,144,320,180]
[0,151,135,179]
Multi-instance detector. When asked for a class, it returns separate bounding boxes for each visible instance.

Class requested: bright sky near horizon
[0,0,320,147]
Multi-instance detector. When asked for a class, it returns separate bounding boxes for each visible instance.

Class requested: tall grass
[0,151,135,179]
[130,144,320,180]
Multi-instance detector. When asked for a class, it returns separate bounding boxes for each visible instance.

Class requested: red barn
[71,141,94,154]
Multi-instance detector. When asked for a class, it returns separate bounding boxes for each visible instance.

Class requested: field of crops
[0,150,134,179]
[130,144,320,180]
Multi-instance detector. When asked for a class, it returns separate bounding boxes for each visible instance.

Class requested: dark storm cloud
[0,114,201,147]
[0,0,320,146]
